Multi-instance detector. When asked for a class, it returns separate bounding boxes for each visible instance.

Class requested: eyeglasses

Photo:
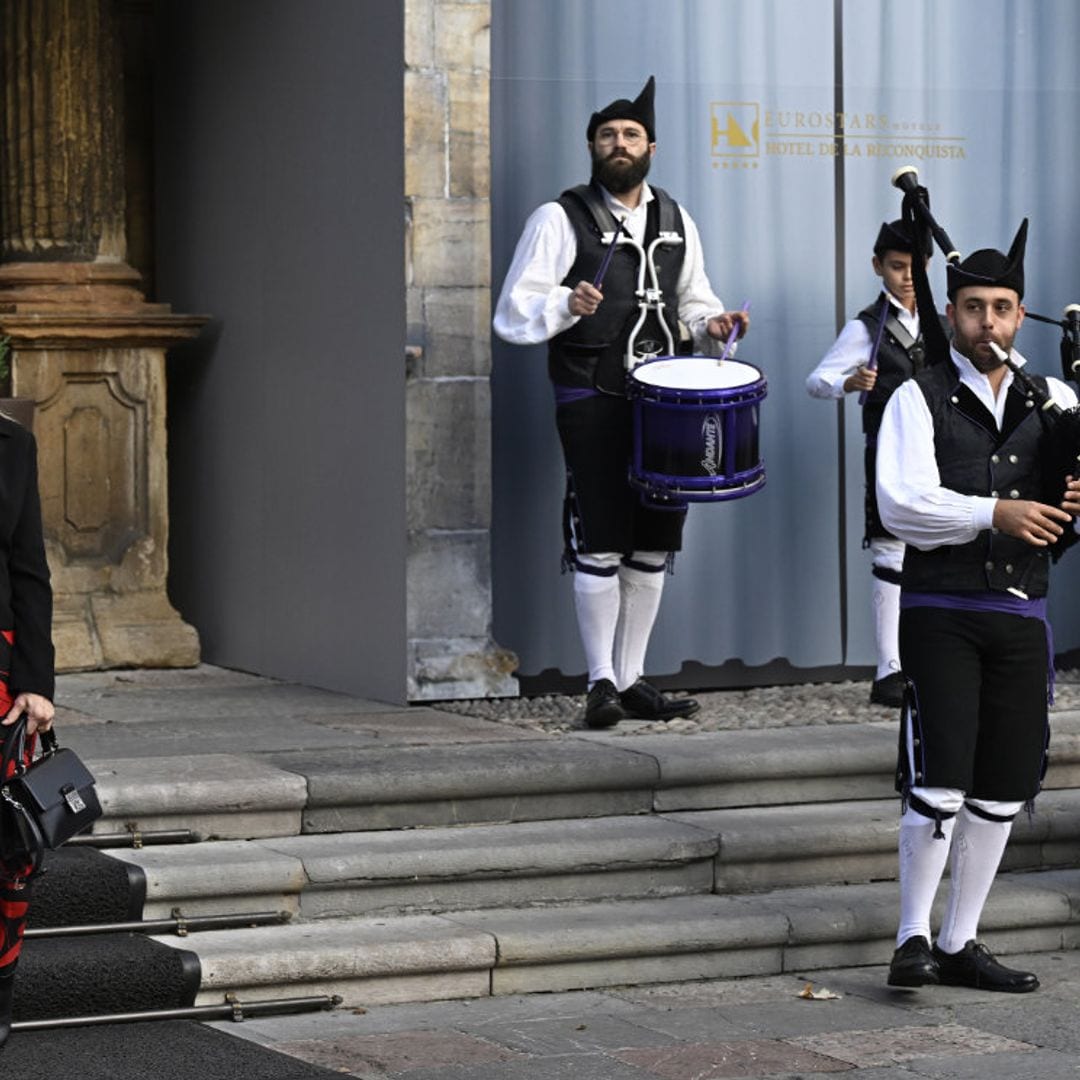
[593,126,647,145]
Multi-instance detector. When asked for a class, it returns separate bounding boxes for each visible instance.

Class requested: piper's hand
[568,281,603,318]
[3,693,55,735]
[993,498,1072,547]
[706,311,750,341]
[843,366,878,393]
[1062,475,1080,517]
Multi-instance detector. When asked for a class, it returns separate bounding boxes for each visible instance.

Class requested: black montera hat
[874,218,931,258]
[946,219,1028,301]
[587,76,656,142]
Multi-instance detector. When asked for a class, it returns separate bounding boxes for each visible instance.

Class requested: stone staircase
[40,702,1080,1010]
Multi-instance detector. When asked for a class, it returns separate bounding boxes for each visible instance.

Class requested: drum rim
[629,465,767,503]
[629,354,765,391]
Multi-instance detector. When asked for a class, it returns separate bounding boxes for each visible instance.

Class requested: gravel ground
[437,669,1080,737]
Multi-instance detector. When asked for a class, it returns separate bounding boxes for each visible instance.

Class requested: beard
[953,328,1014,373]
[591,148,651,194]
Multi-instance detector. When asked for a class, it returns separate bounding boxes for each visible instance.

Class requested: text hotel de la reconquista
[711,104,966,169]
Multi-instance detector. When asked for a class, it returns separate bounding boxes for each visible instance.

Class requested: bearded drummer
[493,75,750,728]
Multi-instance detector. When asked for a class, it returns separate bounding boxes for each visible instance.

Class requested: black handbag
[0,718,101,877]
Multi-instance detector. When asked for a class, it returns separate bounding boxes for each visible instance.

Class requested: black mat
[29,847,146,927]
[16,933,199,1020]
[2,1020,342,1079]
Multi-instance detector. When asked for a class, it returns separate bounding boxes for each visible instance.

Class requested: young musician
[493,76,749,728]
[807,220,940,707]
[877,219,1080,993]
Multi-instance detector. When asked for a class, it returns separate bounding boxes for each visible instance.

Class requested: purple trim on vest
[554,385,601,405]
[901,590,1055,703]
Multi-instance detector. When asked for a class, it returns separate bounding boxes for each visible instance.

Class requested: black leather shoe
[870,672,906,707]
[887,935,939,987]
[584,679,624,729]
[933,940,1039,993]
[620,680,700,721]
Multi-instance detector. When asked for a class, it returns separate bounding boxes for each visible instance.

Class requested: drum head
[631,355,762,390]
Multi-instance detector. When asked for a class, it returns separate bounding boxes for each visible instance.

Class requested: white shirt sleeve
[806,319,873,399]
[1045,377,1080,536]
[1046,375,1080,411]
[875,379,998,550]
[492,203,579,346]
[493,194,735,355]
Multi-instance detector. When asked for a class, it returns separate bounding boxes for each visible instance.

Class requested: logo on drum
[701,413,723,476]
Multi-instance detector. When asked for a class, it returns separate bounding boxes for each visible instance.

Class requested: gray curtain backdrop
[491,0,1080,681]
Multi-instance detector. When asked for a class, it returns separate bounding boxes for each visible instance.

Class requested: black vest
[856,295,936,435]
[901,360,1053,597]
[548,182,686,395]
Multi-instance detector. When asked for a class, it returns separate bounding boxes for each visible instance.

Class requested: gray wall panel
[155,1,406,701]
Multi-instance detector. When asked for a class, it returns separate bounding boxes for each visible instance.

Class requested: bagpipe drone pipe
[892,166,1080,560]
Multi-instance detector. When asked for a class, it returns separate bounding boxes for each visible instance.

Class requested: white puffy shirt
[493,181,730,357]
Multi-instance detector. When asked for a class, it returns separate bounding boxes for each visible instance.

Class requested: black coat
[0,417,53,699]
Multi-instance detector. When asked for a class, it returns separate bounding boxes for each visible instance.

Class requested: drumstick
[717,300,750,363]
[592,216,631,288]
[857,292,891,405]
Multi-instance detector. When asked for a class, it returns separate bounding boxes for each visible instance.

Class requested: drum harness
[570,181,685,377]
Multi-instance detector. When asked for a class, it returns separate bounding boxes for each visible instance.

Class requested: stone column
[404,0,517,699]
[0,0,126,262]
[0,0,204,670]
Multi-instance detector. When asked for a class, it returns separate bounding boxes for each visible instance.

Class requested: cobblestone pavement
[217,949,1080,1079]
[437,669,1080,737]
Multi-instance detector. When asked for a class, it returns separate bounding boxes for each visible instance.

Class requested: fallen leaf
[799,982,841,1000]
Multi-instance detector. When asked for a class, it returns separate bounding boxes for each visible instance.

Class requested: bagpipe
[891,165,1080,559]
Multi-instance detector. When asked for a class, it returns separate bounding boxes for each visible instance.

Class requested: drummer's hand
[568,281,603,318]
[3,692,55,735]
[706,311,750,341]
[1061,475,1080,517]
[843,366,877,393]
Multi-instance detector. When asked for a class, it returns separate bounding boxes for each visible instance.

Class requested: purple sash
[553,385,601,405]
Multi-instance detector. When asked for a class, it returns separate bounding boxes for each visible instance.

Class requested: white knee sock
[871,576,901,681]
[896,808,955,946]
[613,553,666,692]
[936,805,1014,954]
[869,539,903,681]
[573,555,622,687]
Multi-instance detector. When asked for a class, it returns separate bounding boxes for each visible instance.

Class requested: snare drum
[628,355,766,507]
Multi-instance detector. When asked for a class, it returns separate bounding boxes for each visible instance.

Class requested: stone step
[105,815,720,919]
[83,711,1080,838]
[58,690,1080,1011]
[146,868,1080,1007]
[673,786,1080,892]
[96,788,1080,921]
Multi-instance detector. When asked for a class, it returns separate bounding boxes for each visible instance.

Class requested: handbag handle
[0,716,27,781]
[0,716,57,781]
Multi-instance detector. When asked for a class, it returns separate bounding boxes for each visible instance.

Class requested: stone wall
[404,0,516,700]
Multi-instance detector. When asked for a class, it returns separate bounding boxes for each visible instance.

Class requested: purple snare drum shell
[628,355,767,506]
